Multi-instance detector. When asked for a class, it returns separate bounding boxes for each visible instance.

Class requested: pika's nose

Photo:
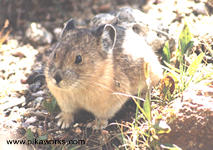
[54,72,62,84]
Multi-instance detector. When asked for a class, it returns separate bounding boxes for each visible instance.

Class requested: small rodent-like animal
[45,18,163,129]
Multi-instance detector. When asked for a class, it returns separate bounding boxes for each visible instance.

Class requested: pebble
[12,106,19,112]
[21,122,29,128]
[29,81,42,92]
[26,69,44,84]
[25,116,37,124]
[28,125,37,133]
[32,90,45,97]
[101,129,109,135]
[25,22,53,45]
[39,110,49,114]
[35,102,41,109]
[193,3,208,15]
[7,39,19,49]
[35,97,44,103]
[75,127,82,134]
[73,123,79,128]
[53,27,63,40]
[48,122,52,128]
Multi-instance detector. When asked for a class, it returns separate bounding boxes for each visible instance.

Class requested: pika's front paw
[56,112,74,129]
[87,119,108,130]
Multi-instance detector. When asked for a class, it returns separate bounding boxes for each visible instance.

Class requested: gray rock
[34,97,44,104]
[90,13,116,27]
[25,22,53,45]
[91,7,174,52]
[193,3,208,15]
[53,27,63,41]
[29,81,42,93]
[32,90,45,97]
[159,81,213,150]
[25,116,37,124]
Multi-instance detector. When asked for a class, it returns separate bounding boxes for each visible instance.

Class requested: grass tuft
[118,22,212,150]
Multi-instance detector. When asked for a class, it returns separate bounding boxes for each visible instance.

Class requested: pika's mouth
[51,70,79,88]
[53,72,62,85]
[50,71,63,88]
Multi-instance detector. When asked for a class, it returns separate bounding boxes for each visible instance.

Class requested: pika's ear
[60,18,75,38]
[97,24,116,53]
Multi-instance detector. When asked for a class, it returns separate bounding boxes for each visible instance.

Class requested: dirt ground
[0,0,212,150]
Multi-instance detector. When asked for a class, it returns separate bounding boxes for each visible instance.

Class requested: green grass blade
[162,41,171,64]
[143,92,151,121]
[179,23,193,55]
[132,98,147,121]
[187,52,204,76]
[26,128,34,141]
[163,61,181,74]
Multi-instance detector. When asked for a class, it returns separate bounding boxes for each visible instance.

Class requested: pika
[45,18,163,129]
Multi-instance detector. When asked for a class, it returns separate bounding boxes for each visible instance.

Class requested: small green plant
[118,63,180,150]
[119,23,204,149]
[159,75,175,103]
[162,41,171,65]
[177,23,194,92]
[25,128,35,141]
[162,23,206,101]
[118,22,211,150]
[43,96,57,114]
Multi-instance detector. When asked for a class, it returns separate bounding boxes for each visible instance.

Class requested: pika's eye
[75,55,82,64]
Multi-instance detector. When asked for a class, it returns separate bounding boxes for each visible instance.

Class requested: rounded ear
[97,24,117,53]
[64,18,75,30]
[60,18,76,38]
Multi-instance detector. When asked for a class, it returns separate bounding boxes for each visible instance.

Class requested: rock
[90,7,161,29]
[34,97,44,104]
[29,81,42,93]
[116,7,154,25]
[32,90,45,97]
[26,69,44,84]
[75,127,82,135]
[48,122,51,128]
[193,3,208,15]
[12,106,19,112]
[25,22,53,45]
[0,97,26,111]
[90,7,173,52]
[53,27,63,40]
[25,116,37,124]
[90,13,116,27]
[207,0,213,9]
[19,107,27,116]
[159,80,213,150]
[7,39,19,49]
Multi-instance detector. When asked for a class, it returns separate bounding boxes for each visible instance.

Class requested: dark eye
[75,55,82,64]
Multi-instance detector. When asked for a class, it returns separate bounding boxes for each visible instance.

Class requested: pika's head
[46,19,116,89]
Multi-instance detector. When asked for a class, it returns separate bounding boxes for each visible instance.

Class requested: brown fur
[45,21,163,129]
